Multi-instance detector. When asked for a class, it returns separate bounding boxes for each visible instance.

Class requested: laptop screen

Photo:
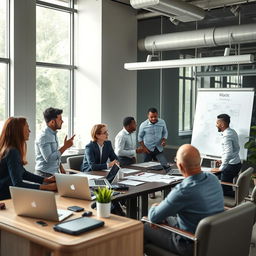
[106,164,119,183]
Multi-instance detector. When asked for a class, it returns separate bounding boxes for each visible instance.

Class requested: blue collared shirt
[219,127,241,171]
[148,172,224,233]
[138,118,168,152]
[35,127,61,174]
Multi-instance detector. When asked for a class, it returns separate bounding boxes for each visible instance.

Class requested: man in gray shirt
[215,114,241,196]
[35,107,75,177]
[144,144,224,256]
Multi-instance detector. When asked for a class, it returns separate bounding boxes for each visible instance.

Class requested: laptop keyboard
[94,179,107,186]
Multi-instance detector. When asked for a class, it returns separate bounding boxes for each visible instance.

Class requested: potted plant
[94,187,113,218]
[244,125,256,185]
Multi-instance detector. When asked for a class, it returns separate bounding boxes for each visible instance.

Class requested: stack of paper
[125,173,184,184]
[74,173,104,180]
[130,161,161,168]
[121,168,140,174]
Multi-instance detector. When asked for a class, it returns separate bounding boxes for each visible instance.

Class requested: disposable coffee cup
[118,170,124,180]
[211,161,216,169]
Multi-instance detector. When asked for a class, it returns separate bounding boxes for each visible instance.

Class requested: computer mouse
[82,211,93,217]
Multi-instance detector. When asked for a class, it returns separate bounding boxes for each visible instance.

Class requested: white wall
[10,0,36,171]
[75,0,137,146]
[102,0,137,142]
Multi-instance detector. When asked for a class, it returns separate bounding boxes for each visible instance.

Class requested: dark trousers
[221,162,242,197]
[118,156,135,167]
[143,148,169,170]
[144,222,193,256]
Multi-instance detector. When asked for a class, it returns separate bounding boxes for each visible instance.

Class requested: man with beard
[138,107,169,170]
[35,107,75,177]
[215,114,241,196]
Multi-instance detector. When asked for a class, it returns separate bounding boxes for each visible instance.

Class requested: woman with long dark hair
[0,117,56,200]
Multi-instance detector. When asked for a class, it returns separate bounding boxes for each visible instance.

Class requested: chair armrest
[220,181,238,188]
[65,168,81,174]
[141,217,196,241]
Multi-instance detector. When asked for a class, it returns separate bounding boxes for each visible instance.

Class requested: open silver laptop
[55,173,95,200]
[89,164,120,188]
[10,186,73,222]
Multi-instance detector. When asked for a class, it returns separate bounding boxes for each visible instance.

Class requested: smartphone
[36,220,48,226]
[67,206,84,212]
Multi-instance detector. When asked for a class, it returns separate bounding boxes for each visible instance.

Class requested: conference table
[90,166,181,219]
[0,196,143,256]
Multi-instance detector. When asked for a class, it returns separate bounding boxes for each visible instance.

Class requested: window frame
[36,0,77,137]
[0,0,10,120]
[178,55,196,136]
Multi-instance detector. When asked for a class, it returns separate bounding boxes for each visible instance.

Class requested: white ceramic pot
[96,202,111,218]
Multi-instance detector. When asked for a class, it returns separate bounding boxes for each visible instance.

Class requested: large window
[36,0,76,144]
[179,55,196,135]
[0,0,9,129]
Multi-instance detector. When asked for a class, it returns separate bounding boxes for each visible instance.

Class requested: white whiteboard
[191,88,254,160]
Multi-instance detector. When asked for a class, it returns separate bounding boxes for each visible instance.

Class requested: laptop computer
[89,164,120,188]
[55,173,96,200]
[10,186,73,222]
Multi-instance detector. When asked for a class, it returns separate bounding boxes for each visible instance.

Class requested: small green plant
[94,187,113,203]
[244,126,256,165]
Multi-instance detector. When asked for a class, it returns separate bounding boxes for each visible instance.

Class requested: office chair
[143,202,256,256]
[66,155,84,174]
[222,167,254,207]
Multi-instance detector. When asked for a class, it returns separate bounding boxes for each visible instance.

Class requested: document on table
[201,167,212,172]
[74,173,104,180]
[121,168,140,174]
[118,180,145,186]
[130,161,161,168]
[126,173,184,184]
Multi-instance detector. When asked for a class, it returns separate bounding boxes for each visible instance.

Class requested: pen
[137,172,145,176]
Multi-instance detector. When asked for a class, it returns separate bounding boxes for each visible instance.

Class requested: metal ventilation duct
[130,0,205,22]
[138,23,256,51]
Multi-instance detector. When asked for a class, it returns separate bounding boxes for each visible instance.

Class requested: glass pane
[39,0,71,8]
[178,79,183,131]
[36,67,70,144]
[0,63,7,130]
[184,80,191,130]
[185,67,192,78]
[36,6,70,64]
[0,0,7,57]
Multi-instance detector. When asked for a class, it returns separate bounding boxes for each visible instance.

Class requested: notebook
[89,164,120,188]
[10,186,73,222]
[53,216,104,235]
[55,173,96,200]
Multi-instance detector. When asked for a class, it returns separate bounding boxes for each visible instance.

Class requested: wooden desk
[0,196,143,256]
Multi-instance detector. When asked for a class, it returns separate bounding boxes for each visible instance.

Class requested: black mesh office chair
[143,202,256,256]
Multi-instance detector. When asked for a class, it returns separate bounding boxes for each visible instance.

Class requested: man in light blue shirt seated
[115,117,145,167]
[35,107,75,177]
[144,144,224,256]
[215,114,241,196]
[138,107,169,170]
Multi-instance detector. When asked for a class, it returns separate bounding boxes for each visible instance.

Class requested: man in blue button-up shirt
[138,107,169,169]
[144,144,224,256]
[215,114,241,196]
[35,108,75,177]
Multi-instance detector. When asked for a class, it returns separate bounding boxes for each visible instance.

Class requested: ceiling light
[124,54,254,71]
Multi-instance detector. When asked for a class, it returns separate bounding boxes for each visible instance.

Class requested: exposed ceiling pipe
[192,0,256,10]
[130,0,205,22]
[138,23,256,51]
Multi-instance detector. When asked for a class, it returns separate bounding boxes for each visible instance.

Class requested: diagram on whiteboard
[191,89,254,160]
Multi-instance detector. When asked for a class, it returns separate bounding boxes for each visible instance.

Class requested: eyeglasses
[100,131,108,135]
